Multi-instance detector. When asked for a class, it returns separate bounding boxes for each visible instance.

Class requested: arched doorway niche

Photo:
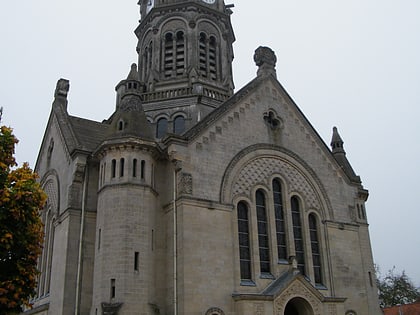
[284,297,314,315]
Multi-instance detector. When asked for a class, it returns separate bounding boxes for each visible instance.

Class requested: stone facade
[29,1,382,314]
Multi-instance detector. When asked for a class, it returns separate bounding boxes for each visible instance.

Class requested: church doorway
[284,297,314,315]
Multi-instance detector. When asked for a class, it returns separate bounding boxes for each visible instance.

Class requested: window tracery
[236,176,324,285]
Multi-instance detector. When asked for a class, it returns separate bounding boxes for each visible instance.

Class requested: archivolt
[220,144,332,219]
[40,170,60,215]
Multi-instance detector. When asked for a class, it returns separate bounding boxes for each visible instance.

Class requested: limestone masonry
[30,1,382,314]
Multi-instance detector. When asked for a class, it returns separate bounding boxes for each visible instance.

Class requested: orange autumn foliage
[0,125,46,314]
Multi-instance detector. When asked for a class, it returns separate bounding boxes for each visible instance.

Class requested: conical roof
[330,127,360,183]
[107,94,153,140]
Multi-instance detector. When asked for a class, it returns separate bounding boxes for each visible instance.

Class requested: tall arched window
[208,36,217,80]
[164,32,174,78]
[309,214,322,285]
[198,32,218,80]
[39,208,54,296]
[173,115,185,134]
[273,179,287,261]
[163,31,185,78]
[37,178,58,298]
[237,202,251,281]
[256,190,270,274]
[175,31,185,76]
[291,196,305,275]
[120,158,125,177]
[141,160,146,179]
[133,159,138,177]
[142,41,153,81]
[111,159,116,178]
[199,32,208,78]
[156,118,168,138]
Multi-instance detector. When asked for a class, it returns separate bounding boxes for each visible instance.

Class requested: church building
[31,0,382,314]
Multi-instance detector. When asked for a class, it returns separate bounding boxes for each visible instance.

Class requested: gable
[35,107,74,175]
[167,75,357,211]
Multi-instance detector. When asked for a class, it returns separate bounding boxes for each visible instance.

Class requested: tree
[377,266,420,308]
[0,112,46,314]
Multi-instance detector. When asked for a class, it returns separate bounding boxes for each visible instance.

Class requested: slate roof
[68,116,109,153]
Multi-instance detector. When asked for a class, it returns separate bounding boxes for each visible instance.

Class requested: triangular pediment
[165,72,361,187]
[232,272,346,315]
[272,276,325,315]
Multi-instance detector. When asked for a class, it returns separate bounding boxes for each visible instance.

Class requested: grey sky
[1,0,419,286]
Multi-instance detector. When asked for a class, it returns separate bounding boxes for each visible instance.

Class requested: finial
[127,63,140,81]
[53,78,70,109]
[331,126,345,154]
[54,78,70,99]
[254,46,277,78]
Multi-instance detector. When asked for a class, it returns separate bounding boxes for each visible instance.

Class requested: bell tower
[135,0,236,134]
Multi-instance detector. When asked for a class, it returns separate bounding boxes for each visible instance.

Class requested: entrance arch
[284,297,314,315]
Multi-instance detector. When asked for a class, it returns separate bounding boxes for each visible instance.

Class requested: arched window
[37,178,58,298]
[256,190,270,274]
[111,159,116,178]
[39,207,54,296]
[208,36,217,80]
[143,46,149,81]
[237,202,251,280]
[142,41,153,81]
[148,44,153,74]
[291,196,305,275]
[120,158,125,177]
[175,31,185,76]
[273,179,287,261]
[198,32,218,80]
[163,31,185,78]
[164,32,174,78]
[309,214,322,285]
[173,115,185,134]
[199,32,207,78]
[118,120,124,131]
[141,160,146,179]
[103,162,106,184]
[156,118,168,138]
[361,204,366,220]
[133,159,138,177]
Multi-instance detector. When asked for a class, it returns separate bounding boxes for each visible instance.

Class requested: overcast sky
[1,0,419,286]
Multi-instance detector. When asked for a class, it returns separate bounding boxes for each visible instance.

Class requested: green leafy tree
[377,266,420,308]
[0,111,46,314]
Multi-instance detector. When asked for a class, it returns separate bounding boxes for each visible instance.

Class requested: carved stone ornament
[205,307,225,315]
[54,78,70,99]
[254,46,277,68]
[101,302,123,315]
[178,172,193,195]
[263,110,282,130]
[274,280,322,315]
[120,95,142,112]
